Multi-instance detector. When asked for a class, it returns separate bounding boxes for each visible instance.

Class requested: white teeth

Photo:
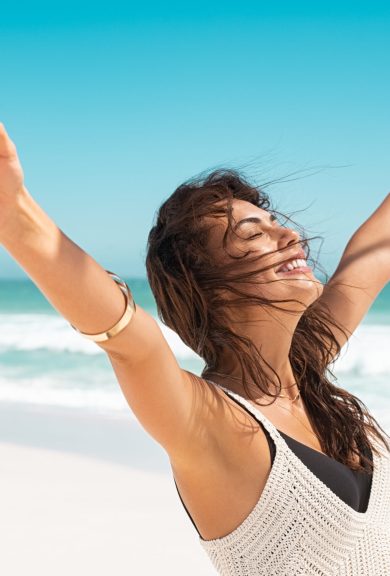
[278,258,307,273]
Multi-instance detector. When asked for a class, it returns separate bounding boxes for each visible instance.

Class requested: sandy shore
[0,402,215,576]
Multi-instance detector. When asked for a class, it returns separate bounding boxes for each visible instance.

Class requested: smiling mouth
[276,258,312,274]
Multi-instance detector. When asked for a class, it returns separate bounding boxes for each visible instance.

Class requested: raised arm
[318,193,390,359]
[0,124,209,459]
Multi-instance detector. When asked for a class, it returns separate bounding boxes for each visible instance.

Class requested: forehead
[205,198,270,230]
[229,199,269,222]
[203,198,270,250]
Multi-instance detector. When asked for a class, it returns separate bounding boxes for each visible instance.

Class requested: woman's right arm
[0,124,210,460]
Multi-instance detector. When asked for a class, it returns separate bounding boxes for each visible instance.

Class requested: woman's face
[206,199,323,310]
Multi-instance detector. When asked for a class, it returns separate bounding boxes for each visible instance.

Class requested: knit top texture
[198,383,390,576]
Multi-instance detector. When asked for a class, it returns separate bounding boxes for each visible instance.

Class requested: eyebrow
[233,214,275,231]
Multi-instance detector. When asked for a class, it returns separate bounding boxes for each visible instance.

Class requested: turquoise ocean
[0,279,389,433]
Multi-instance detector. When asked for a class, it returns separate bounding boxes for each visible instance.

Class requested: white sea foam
[0,313,200,360]
[0,314,102,355]
[0,313,388,372]
[0,313,389,422]
[333,323,390,376]
[0,375,130,417]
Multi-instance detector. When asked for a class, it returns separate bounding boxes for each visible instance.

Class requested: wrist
[0,186,31,244]
[0,186,59,254]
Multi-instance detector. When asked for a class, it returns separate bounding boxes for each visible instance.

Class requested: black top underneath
[174,391,374,540]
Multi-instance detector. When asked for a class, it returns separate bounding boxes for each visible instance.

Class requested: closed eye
[245,214,278,240]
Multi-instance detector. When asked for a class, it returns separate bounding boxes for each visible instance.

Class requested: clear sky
[1,1,389,278]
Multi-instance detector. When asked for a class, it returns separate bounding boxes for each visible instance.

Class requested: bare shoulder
[169,374,265,467]
[166,374,225,464]
[168,375,273,541]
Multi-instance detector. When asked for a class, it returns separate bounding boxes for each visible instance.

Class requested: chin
[279,274,324,310]
[302,275,324,305]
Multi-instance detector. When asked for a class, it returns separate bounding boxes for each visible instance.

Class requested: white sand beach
[0,403,215,576]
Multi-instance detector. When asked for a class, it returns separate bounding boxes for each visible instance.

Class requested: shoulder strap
[206,379,285,449]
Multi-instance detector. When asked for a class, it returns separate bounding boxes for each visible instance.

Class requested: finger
[0,123,17,158]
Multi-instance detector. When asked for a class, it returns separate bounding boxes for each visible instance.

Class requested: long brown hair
[145,168,389,472]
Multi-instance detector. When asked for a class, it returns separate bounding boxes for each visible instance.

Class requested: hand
[0,123,26,236]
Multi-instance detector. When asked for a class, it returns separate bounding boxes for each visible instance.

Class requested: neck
[206,307,302,401]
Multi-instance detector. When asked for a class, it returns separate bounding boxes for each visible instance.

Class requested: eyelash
[246,215,278,239]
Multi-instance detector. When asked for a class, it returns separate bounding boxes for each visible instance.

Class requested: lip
[275,250,307,273]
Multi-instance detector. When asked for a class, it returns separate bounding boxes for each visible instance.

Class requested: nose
[279,226,300,250]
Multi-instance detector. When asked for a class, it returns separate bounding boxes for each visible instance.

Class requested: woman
[0,123,389,575]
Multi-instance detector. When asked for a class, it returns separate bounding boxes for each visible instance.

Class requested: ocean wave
[0,313,389,374]
[0,375,130,419]
[0,313,388,426]
[0,372,387,430]
[0,314,102,355]
[0,313,200,360]
[334,324,390,376]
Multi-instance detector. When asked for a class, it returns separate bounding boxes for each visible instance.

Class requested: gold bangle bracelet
[70,270,136,342]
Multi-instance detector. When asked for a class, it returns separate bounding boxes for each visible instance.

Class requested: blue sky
[1,1,389,278]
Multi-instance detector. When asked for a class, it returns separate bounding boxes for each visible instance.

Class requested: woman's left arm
[318,193,390,356]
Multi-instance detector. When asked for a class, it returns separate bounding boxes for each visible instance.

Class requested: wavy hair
[145,168,389,472]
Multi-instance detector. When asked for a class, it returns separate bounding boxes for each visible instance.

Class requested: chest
[170,393,367,541]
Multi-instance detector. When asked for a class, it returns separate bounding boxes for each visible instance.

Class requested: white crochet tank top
[199,382,390,576]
